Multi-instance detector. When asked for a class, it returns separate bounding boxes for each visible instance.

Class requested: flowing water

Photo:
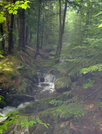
[0,70,56,122]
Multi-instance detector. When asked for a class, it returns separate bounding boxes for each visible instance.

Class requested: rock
[40,77,44,82]
[6,94,35,107]
[55,76,72,92]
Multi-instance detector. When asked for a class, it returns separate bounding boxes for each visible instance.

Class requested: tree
[0,0,30,54]
[34,0,41,59]
[19,8,25,51]
[55,0,67,63]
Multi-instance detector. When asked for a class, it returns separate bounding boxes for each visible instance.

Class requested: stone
[55,76,72,92]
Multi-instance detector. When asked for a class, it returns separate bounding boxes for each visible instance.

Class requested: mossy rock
[19,96,56,114]
[55,76,72,92]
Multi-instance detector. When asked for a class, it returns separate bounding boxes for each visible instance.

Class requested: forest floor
[0,47,102,134]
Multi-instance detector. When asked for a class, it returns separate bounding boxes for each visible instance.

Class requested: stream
[0,68,57,122]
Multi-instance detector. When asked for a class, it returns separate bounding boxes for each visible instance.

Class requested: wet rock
[40,77,44,82]
[6,94,34,107]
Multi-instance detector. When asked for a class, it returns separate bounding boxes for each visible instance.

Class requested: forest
[0,0,102,134]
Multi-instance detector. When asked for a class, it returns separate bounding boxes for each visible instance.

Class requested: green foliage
[4,0,30,14]
[0,0,30,23]
[95,11,102,27]
[0,51,4,58]
[0,12,6,23]
[49,100,86,118]
[98,101,102,108]
[49,92,87,118]
[55,76,71,89]
[82,79,95,89]
[0,95,4,102]
[81,64,102,74]
[0,110,49,134]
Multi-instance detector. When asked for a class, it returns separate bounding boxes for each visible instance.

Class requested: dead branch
[20,55,29,67]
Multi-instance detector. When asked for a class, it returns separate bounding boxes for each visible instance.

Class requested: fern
[49,95,86,118]
[83,78,95,89]
[0,110,49,134]
[81,64,102,74]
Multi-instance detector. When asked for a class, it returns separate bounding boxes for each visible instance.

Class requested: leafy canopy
[0,0,30,23]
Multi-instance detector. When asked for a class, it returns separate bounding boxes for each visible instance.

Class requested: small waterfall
[0,102,31,122]
[0,69,57,122]
[37,73,56,94]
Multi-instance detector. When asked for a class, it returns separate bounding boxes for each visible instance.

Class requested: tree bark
[55,0,67,63]
[25,26,28,46]
[8,0,15,54]
[3,1,8,55]
[85,0,90,38]
[8,13,14,54]
[0,24,4,50]
[29,31,32,43]
[19,9,25,51]
[34,1,41,59]
[40,2,44,49]
[15,14,19,46]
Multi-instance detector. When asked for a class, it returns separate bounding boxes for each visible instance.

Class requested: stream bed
[0,68,57,122]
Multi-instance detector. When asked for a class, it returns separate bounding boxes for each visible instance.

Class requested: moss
[55,76,72,90]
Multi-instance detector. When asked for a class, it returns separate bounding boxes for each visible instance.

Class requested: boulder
[55,76,72,92]
[5,94,34,107]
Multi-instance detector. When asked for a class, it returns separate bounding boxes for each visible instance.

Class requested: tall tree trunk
[25,26,28,46]
[34,1,41,59]
[85,0,90,38]
[19,9,25,51]
[3,2,8,55]
[0,24,4,50]
[8,0,15,54]
[40,14,44,49]
[55,0,67,63]
[29,31,32,43]
[15,14,19,46]
[41,21,44,49]
[40,2,44,49]
[8,13,14,54]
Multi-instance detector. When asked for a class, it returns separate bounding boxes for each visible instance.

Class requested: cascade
[0,70,56,122]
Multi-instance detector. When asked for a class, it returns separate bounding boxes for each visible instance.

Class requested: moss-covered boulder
[55,76,72,92]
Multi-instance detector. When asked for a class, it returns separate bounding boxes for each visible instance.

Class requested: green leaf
[15,1,20,5]
[9,10,13,14]
[21,4,27,9]
[44,123,49,128]
[4,4,10,8]
[0,129,3,134]
[0,54,4,58]
[0,125,7,130]
[98,24,102,28]
[13,10,17,15]
[95,11,102,16]
[36,119,43,124]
